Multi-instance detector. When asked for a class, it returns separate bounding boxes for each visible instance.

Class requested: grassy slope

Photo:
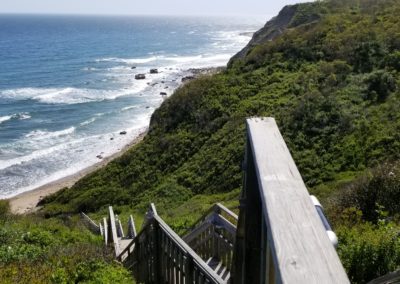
[43,0,400,215]
[41,3,400,282]
[0,201,133,283]
[4,0,400,283]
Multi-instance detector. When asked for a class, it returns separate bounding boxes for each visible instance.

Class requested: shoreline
[8,130,147,215]
[6,66,224,215]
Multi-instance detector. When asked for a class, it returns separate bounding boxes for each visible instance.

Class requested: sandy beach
[8,130,147,215]
[6,67,223,215]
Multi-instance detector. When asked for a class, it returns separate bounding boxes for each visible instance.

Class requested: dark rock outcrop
[182,76,195,82]
[135,74,146,80]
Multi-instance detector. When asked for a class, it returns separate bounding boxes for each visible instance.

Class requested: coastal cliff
[230,3,322,62]
[2,1,400,283]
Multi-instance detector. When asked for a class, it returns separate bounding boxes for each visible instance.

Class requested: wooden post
[128,215,137,239]
[108,206,120,257]
[240,117,349,283]
[243,129,262,284]
[103,217,108,245]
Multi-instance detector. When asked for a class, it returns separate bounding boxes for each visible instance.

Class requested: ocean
[0,14,263,198]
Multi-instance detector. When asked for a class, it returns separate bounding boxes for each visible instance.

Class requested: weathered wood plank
[246,117,349,283]
[127,215,137,239]
[155,215,226,283]
[214,214,236,236]
[102,217,108,246]
[108,206,120,257]
[183,217,214,244]
[116,218,124,238]
[215,203,238,222]
[80,212,101,235]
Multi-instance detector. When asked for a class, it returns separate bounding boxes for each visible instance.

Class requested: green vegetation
[0,200,132,283]
[2,0,400,282]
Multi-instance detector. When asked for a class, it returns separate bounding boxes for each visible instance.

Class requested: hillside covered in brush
[44,0,400,215]
[2,0,400,283]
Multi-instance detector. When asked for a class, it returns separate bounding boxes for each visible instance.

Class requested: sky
[0,0,313,17]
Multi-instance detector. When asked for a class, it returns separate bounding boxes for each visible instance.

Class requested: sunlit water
[0,15,264,198]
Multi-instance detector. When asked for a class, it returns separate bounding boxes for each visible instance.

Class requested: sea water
[0,14,263,198]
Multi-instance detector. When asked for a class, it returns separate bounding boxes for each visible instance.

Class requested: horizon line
[0,11,272,19]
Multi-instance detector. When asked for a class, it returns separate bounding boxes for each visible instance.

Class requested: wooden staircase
[81,203,237,283]
[81,117,351,284]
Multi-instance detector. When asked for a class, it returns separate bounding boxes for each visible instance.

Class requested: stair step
[214,260,223,273]
[206,257,221,271]
[205,257,230,280]
[217,263,227,277]
[221,270,230,280]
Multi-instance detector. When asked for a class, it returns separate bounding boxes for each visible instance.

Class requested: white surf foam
[17,112,31,120]
[0,87,137,105]
[0,112,31,125]
[121,105,139,111]
[97,56,158,64]
[25,127,75,140]
[0,115,12,124]
[0,23,261,198]
[0,139,79,171]
[0,125,148,198]
[80,117,97,126]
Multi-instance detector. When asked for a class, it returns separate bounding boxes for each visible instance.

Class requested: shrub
[365,70,397,102]
[386,51,400,71]
[0,200,10,220]
[332,161,400,223]
[337,222,400,284]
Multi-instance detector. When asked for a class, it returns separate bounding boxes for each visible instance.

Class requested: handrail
[117,204,227,283]
[117,214,151,263]
[80,118,351,283]
[233,117,349,283]
[80,212,101,235]
[127,215,137,239]
[102,217,108,245]
[108,206,120,257]
[215,203,238,222]
[183,203,238,238]
[81,204,231,282]
[155,214,225,283]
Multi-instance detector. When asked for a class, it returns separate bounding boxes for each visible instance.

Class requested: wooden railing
[108,206,120,257]
[183,203,237,278]
[81,207,134,258]
[81,117,350,284]
[232,117,350,284]
[118,204,227,284]
[80,212,102,235]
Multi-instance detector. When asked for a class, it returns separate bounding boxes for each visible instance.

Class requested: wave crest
[0,112,31,124]
[25,127,75,140]
[0,87,136,105]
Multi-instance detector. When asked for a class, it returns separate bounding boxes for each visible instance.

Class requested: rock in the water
[131,66,136,69]
[150,68,158,74]
[96,155,103,159]
[182,75,195,82]
[110,137,114,140]
[160,92,167,96]
[135,74,146,80]
[120,131,127,135]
